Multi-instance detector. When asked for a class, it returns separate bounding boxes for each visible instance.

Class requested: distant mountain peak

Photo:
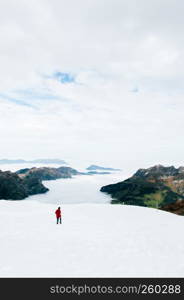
[0,158,67,165]
[133,165,179,178]
[87,165,121,171]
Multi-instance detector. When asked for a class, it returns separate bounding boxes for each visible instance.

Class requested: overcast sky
[0,0,184,172]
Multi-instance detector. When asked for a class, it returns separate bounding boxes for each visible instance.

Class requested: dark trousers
[57,217,62,224]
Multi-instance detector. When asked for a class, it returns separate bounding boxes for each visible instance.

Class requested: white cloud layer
[0,0,184,172]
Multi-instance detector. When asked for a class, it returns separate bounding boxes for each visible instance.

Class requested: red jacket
[55,209,61,218]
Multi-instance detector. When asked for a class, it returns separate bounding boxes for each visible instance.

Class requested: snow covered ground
[0,200,184,277]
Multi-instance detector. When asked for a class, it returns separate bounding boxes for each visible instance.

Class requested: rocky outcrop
[101,165,184,215]
[133,165,179,178]
[0,170,48,200]
[16,166,80,181]
[0,166,80,200]
[133,164,184,197]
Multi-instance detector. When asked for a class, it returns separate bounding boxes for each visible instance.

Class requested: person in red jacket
[55,207,62,224]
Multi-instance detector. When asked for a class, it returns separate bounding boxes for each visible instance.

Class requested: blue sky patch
[53,72,75,83]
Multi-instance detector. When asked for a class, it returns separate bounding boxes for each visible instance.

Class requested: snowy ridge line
[0,201,183,277]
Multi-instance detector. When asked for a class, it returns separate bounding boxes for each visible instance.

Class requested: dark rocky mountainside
[161,200,184,215]
[133,165,179,178]
[16,166,80,180]
[133,164,184,196]
[101,165,184,215]
[0,166,80,200]
[0,170,48,200]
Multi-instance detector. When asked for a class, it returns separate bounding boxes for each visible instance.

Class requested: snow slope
[0,200,184,277]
